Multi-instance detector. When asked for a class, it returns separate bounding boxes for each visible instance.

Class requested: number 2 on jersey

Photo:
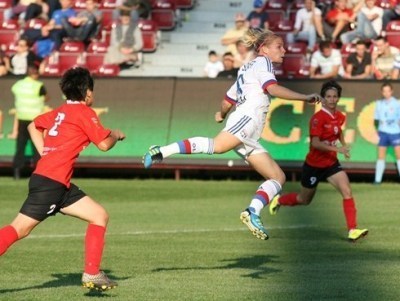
[48,112,66,136]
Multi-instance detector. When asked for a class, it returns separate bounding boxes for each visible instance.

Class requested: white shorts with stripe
[223,112,267,159]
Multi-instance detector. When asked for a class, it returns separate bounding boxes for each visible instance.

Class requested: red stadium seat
[1,19,19,30]
[87,41,108,53]
[73,0,87,8]
[138,19,159,52]
[101,9,114,28]
[175,0,193,9]
[376,0,394,9]
[386,21,400,48]
[294,0,305,9]
[340,43,356,55]
[40,56,61,76]
[25,18,47,30]
[264,10,285,25]
[0,30,19,51]
[100,0,117,9]
[151,0,176,30]
[58,52,85,73]
[273,19,294,31]
[86,53,105,72]
[286,42,307,54]
[0,0,11,9]
[59,41,86,52]
[264,0,287,10]
[93,64,120,76]
[282,54,310,78]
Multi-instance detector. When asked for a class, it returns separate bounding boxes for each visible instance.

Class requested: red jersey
[33,101,111,187]
[325,8,353,25]
[305,108,345,168]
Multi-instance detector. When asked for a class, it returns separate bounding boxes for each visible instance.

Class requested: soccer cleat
[269,194,281,216]
[82,271,117,291]
[348,228,368,242]
[142,145,163,169]
[240,208,269,240]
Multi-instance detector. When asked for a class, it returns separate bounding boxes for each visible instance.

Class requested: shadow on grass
[0,270,125,297]
[152,254,281,279]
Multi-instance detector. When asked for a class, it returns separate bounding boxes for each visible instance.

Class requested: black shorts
[301,161,343,189]
[20,174,86,221]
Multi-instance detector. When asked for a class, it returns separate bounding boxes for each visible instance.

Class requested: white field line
[26,224,329,239]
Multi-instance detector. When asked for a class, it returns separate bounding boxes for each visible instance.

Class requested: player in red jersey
[0,67,125,291]
[269,80,368,241]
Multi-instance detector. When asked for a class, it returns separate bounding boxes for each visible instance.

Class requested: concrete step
[184,10,241,22]
[119,64,204,77]
[169,32,221,44]
[195,0,253,12]
[144,53,205,66]
[177,20,235,33]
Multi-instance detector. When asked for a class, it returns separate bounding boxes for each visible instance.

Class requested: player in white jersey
[143,28,323,241]
[374,82,400,184]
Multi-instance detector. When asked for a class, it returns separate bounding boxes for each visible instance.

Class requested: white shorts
[223,112,267,159]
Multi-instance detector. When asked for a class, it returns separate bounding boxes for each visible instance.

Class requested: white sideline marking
[26,224,321,239]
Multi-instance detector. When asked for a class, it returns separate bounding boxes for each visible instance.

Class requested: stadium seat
[286,42,307,54]
[282,54,310,78]
[264,0,287,10]
[150,0,176,30]
[273,19,294,31]
[59,41,86,52]
[294,0,305,9]
[0,21,19,51]
[0,0,11,9]
[264,10,285,25]
[40,56,61,76]
[85,41,108,73]
[138,19,159,52]
[376,0,393,9]
[58,53,85,73]
[175,0,193,9]
[386,21,400,48]
[100,0,117,9]
[87,40,109,53]
[93,64,120,76]
[340,43,356,55]
[1,19,19,30]
[73,0,87,8]
[101,9,114,28]
[25,18,47,30]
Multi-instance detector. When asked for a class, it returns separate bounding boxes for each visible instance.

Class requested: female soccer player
[0,67,125,290]
[269,80,368,242]
[373,82,400,184]
[143,28,323,241]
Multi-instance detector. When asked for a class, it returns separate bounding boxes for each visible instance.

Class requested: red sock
[278,193,299,206]
[0,225,19,256]
[84,224,106,275]
[343,198,357,230]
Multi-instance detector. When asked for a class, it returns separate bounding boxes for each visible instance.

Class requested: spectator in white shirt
[286,0,325,52]
[340,0,383,44]
[310,40,343,79]
[203,50,224,78]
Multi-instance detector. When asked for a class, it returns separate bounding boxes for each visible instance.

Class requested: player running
[269,80,368,242]
[0,67,125,290]
[143,28,323,240]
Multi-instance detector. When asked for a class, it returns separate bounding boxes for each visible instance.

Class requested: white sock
[249,179,282,216]
[160,137,214,158]
[397,160,400,177]
[375,159,385,183]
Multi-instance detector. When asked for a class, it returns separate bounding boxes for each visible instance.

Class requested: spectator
[371,35,399,79]
[391,54,400,79]
[234,39,254,68]
[246,0,269,30]
[11,64,48,179]
[342,40,372,79]
[104,9,143,68]
[113,0,151,22]
[10,37,42,75]
[63,0,103,44]
[340,0,383,44]
[287,0,325,53]
[221,13,248,56]
[24,0,49,22]
[217,52,239,79]
[23,0,76,50]
[4,0,34,21]
[310,40,343,79]
[323,0,360,41]
[382,0,400,35]
[0,49,10,76]
[203,50,224,78]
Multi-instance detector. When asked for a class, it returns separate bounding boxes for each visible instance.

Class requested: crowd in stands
[0,0,169,76]
[205,0,400,80]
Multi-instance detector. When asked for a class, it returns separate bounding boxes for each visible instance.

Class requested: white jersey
[223,56,277,156]
[225,55,277,126]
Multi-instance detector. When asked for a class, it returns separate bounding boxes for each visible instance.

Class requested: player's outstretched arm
[267,84,323,104]
[215,99,234,123]
[97,129,125,152]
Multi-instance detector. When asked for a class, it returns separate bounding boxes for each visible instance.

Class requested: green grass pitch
[0,177,398,301]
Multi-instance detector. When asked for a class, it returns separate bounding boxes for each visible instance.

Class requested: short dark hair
[59,67,94,101]
[320,80,342,98]
[208,50,217,56]
[381,81,392,90]
[319,40,332,51]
